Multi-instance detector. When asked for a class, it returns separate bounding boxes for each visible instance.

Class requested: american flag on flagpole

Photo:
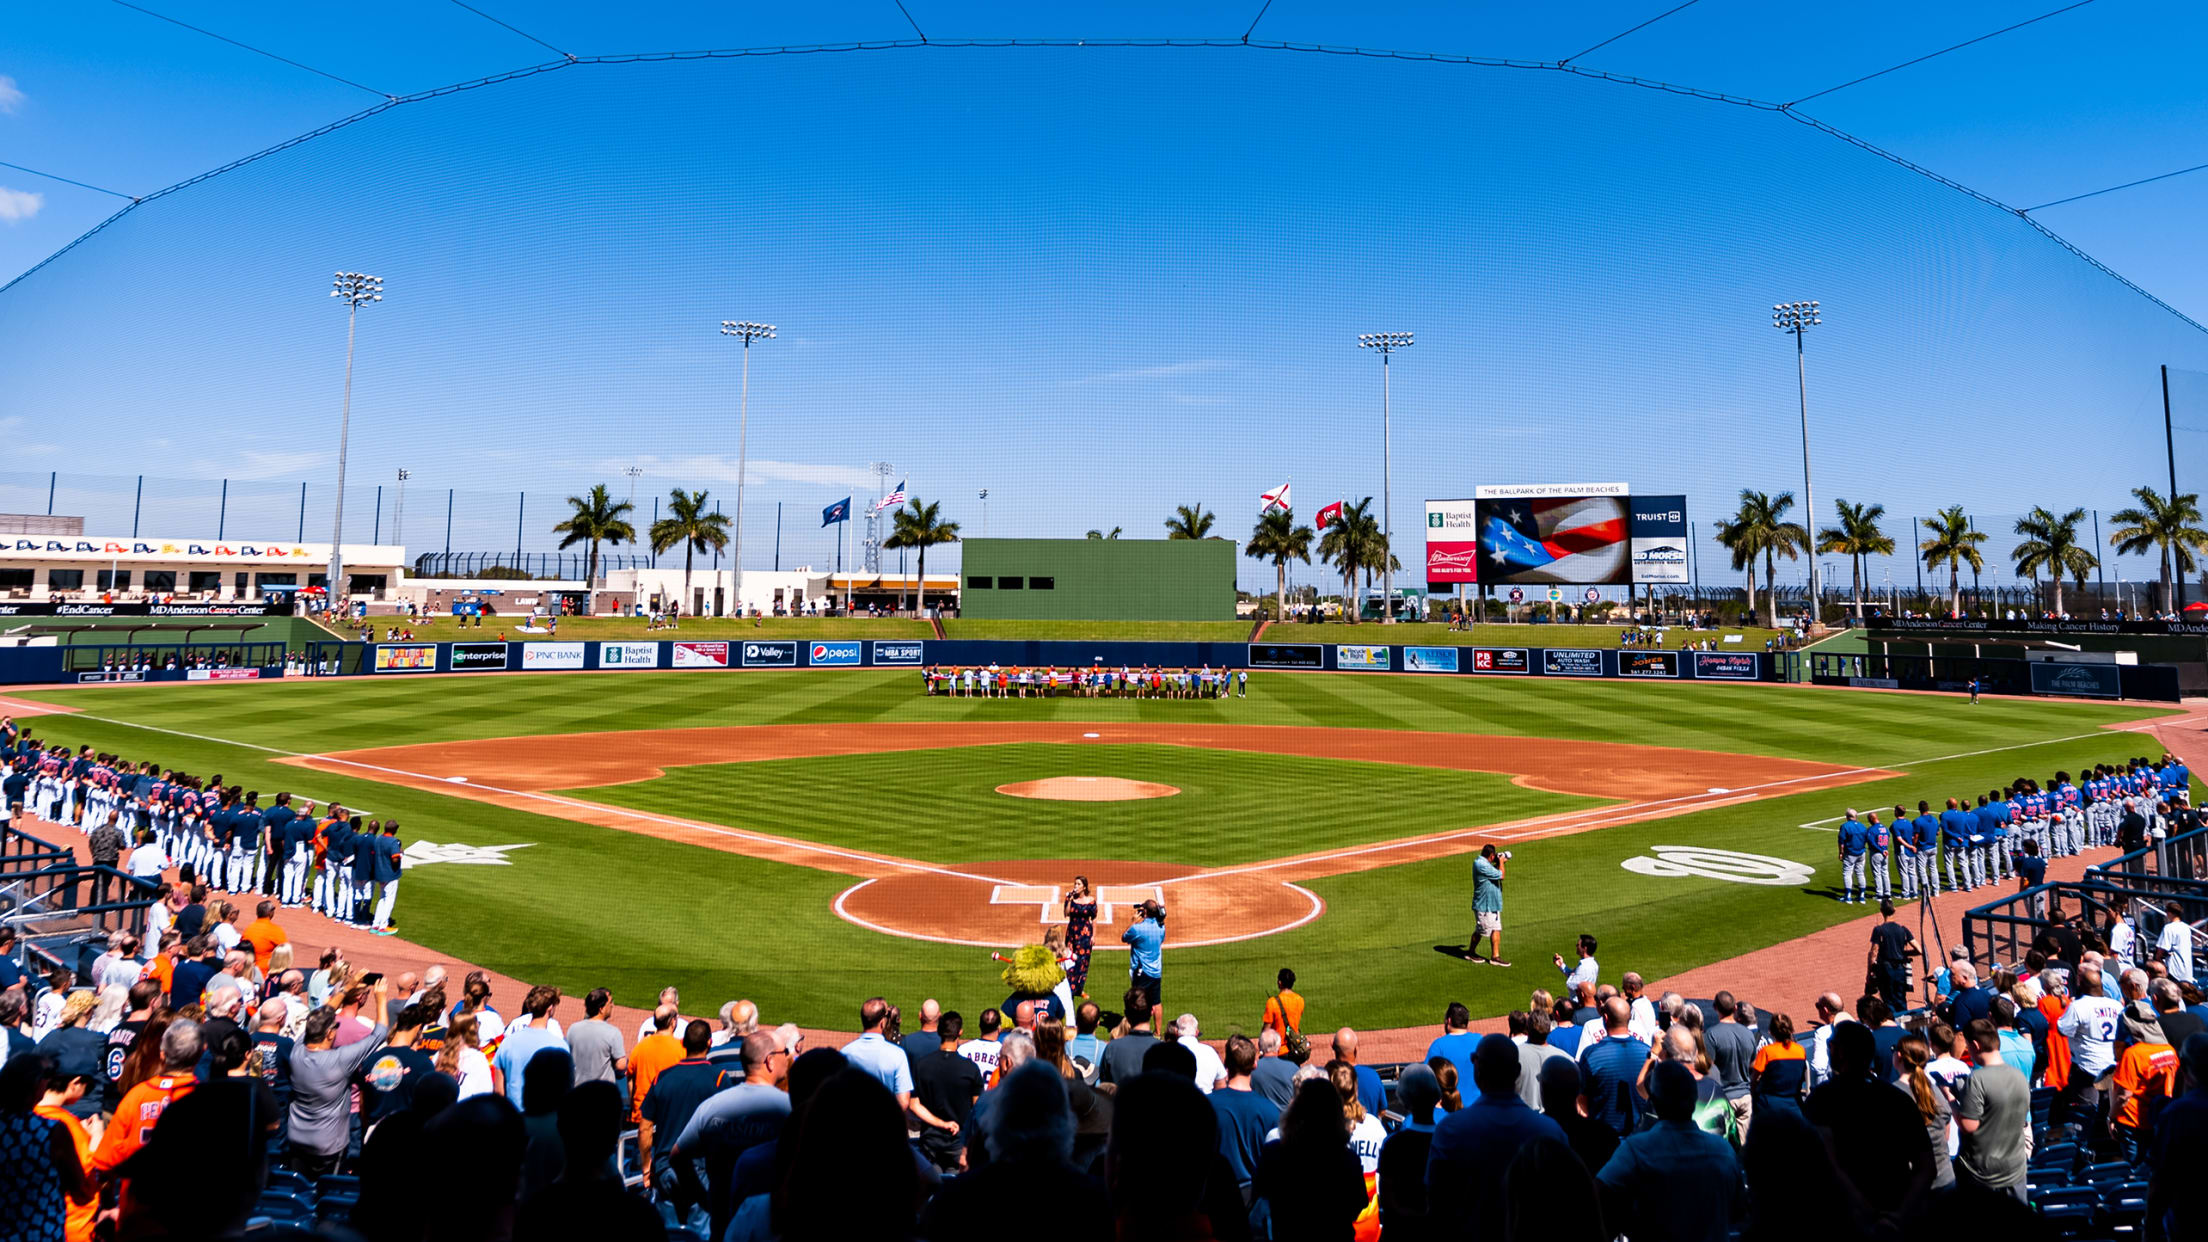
[874,480,908,513]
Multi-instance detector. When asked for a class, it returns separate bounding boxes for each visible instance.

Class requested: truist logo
[1634,510,1682,523]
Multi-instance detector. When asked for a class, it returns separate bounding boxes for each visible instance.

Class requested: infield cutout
[996,776,1181,801]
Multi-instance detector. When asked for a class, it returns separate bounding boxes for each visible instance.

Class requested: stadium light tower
[1773,300,1821,625]
[327,272,383,608]
[719,321,775,616]
[1359,332,1413,623]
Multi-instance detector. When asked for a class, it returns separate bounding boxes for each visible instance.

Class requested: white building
[0,533,409,601]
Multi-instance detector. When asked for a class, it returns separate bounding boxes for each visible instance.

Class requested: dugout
[959,538,1236,621]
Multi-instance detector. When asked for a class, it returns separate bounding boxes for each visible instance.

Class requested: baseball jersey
[1838,819,1870,856]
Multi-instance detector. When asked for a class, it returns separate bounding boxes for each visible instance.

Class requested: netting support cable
[107,0,396,99]
[448,1,577,61]
[0,160,139,202]
[4,35,2202,340]
[1243,0,1276,44]
[890,0,928,42]
[1786,0,2098,107]
[2023,161,2208,213]
[1559,0,1701,67]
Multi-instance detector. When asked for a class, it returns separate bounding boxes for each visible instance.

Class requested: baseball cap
[1394,1064,1441,1127]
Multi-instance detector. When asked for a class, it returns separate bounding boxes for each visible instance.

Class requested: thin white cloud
[1072,359,1229,385]
[597,454,879,490]
[0,187,42,224]
[0,76,23,115]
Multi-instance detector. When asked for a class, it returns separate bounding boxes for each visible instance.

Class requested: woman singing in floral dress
[1063,875,1098,997]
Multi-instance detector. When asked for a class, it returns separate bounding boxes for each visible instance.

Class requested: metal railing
[1964,870,2208,987]
[0,824,160,982]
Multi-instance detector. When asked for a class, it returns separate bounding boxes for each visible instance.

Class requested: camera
[1500,851,1513,861]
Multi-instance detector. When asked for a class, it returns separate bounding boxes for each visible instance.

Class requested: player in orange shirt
[2110,1002,2179,1163]
[31,1059,102,1242]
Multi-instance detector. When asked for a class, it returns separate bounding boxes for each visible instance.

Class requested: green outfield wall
[959,538,1236,621]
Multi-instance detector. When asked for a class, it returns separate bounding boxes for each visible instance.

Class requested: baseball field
[1,670,2184,1036]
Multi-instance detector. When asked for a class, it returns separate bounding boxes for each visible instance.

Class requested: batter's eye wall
[960,538,1237,621]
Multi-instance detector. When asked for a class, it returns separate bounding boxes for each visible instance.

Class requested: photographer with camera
[1471,845,1511,967]
[1123,898,1166,1007]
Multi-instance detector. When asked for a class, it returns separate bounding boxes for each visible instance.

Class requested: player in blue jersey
[1836,810,1870,904]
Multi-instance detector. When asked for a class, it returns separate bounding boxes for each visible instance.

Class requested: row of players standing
[923,664,1249,698]
[1835,754,2193,905]
[0,720,405,934]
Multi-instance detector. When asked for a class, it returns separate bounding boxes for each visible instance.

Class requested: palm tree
[2011,506,2097,617]
[1318,498,1379,624]
[1163,503,1216,541]
[1245,508,1314,622]
[1918,505,1987,617]
[2107,486,2208,614]
[1714,489,1808,628]
[648,487,731,614]
[884,498,961,613]
[550,484,637,600]
[1815,499,1893,618]
[1084,527,1123,540]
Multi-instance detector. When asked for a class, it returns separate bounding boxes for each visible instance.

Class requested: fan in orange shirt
[1262,968,1305,1044]
[92,1023,200,1222]
[628,1004,686,1125]
[32,1064,101,1242]
[2109,1003,2179,1160]
[238,900,288,974]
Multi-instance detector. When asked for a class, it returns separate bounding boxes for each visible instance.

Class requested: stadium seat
[316,1174,359,1198]
[252,1189,312,1224]
[264,1168,311,1196]
[2082,1160,2133,1187]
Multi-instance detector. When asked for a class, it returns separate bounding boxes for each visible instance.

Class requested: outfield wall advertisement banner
[1249,643,1324,670]
[1471,648,1529,674]
[1543,649,1606,676]
[672,641,729,669]
[1404,646,1460,673]
[872,641,925,666]
[185,668,262,681]
[450,642,508,671]
[1628,495,1689,585]
[521,643,586,671]
[1335,645,1390,670]
[2030,662,2121,698]
[741,641,799,667]
[1423,499,1480,587]
[1619,650,1680,678]
[807,641,862,667]
[374,645,437,673]
[1691,652,1759,680]
[597,642,661,668]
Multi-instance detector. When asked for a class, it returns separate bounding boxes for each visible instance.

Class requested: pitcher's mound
[997,777,1181,801]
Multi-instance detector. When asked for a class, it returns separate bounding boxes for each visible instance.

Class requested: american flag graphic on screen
[1476,495,1630,584]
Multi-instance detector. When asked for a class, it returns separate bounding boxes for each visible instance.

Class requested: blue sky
[2,3,2205,593]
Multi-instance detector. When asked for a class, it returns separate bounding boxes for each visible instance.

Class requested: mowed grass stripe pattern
[17,671,2169,767]
[563,742,1601,868]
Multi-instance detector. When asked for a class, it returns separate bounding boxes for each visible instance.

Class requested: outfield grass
[353,615,931,642]
[8,673,2180,1031]
[567,742,1598,867]
[1277,622,1788,650]
[938,620,1255,641]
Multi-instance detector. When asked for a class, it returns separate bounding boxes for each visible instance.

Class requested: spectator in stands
[419,1094,529,1242]
[1953,1018,2030,1201]
[565,986,626,1086]
[1425,1001,1478,1083]
[1262,968,1304,1044]
[921,1061,1109,1241]
[1749,1013,1809,1121]
[625,1003,682,1126]
[2157,976,2207,1049]
[910,1010,981,1173]
[1594,1059,1742,1242]
[955,1006,1004,1078]
[0,1053,95,1242]
[92,1019,200,1208]
[1805,992,1853,1087]
[491,984,565,1109]
[287,976,390,1177]
[238,899,286,974]
[1102,989,1161,1085]
[451,971,506,1044]
[2057,960,2124,1146]
[1892,1032,1954,1192]
[1108,1071,1220,1240]
[1210,1033,1274,1204]
[116,1077,280,1241]
[1333,1027,1384,1118]
[1579,996,1649,1136]
[2148,1032,2208,1241]
[842,996,914,1109]
[438,1013,494,1099]
[1375,1064,1441,1242]
[638,1020,715,1213]
[1536,1056,1617,1183]
[515,1045,572,1201]
[33,993,102,1119]
[670,1029,791,1238]
[904,998,944,1060]
[1176,1014,1227,1093]
[1516,1011,1568,1110]
[515,1079,663,1237]
[1737,1103,1873,1242]
[1801,1021,1935,1219]
[2110,1000,2179,1164]
[1256,1076,1368,1242]
[1426,1033,1567,1237]
[775,1068,919,1242]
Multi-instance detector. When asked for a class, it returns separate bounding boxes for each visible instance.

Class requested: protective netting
[0,45,2202,596]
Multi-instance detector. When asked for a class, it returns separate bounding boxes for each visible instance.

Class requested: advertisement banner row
[1245,642,1768,681]
[370,638,929,674]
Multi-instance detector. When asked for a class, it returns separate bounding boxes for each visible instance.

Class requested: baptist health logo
[1621,846,1814,887]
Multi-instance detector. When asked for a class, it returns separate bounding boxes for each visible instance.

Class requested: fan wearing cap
[33,992,105,1121]
[2110,1000,2180,1165]
[1377,1063,1442,1238]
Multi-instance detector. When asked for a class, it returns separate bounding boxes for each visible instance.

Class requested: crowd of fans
[0,903,2203,1242]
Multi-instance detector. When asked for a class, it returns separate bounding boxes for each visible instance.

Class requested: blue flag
[822,497,851,526]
